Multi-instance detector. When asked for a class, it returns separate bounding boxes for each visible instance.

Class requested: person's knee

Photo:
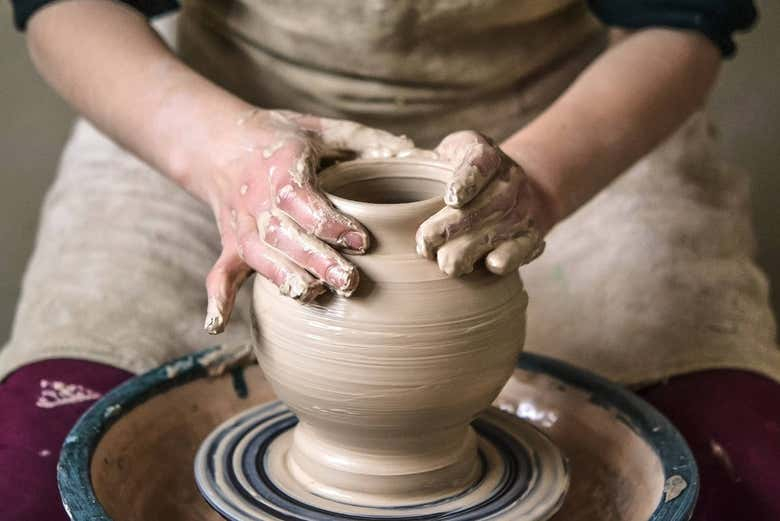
[0,359,131,520]
[639,370,780,521]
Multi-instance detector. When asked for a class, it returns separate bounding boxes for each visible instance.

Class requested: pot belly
[252,267,527,504]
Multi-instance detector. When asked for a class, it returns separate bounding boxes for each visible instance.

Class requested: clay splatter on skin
[262,140,286,159]
[289,154,312,186]
[258,210,359,296]
[204,297,225,335]
[236,108,260,126]
[416,131,544,277]
[275,184,295,206]
[278,272,312,299]
[204,110,418,335]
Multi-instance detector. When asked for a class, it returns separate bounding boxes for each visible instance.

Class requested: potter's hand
[416,131,547,277]
[201,109,414,334]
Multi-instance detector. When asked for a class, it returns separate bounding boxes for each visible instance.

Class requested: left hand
[416,130,549,277]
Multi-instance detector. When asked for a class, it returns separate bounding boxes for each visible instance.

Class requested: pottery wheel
[194,402,568,521]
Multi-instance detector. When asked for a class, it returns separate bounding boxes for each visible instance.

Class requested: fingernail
[326,265,359,295]
[341,231,368,252]
[204,298,225,335]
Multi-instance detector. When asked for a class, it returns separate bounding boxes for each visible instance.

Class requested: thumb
[436,131,503,208]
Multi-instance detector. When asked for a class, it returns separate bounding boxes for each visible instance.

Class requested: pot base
[194,403,568,521]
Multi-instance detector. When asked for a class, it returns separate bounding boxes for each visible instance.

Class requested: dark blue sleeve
[11,0,180,30]
[587,0,758,57]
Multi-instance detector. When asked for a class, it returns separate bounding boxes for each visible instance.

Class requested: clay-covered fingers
[415,168,521,259]
[235,211,325,302]
[436,131,503,208]
[485,233,545,276]
[262,135,370,253]
[243,242,326,302]
[204,248,252,335]
[434,231,496,277]
[417,160,546,277]
[259,211,359,296]
[274,182,369,253]
[433,221,543,278]
[264,135,320,188]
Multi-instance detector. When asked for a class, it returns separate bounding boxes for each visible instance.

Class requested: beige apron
[2,1,779,384]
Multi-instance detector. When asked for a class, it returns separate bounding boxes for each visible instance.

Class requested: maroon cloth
[638,370,780,521]
[0,359,132,521]
[0,361,778,520]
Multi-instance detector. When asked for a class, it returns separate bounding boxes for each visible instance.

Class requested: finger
[295,116,415,159]
[204,249,252,335]
[275,182,370,253]
[245,242,326,302]
[259,210,359,296]
[436,132,503,208]
[415,166,521,259]
[435,130,498,168]
[263,136,370,252]
[446,143,502,208]
[415,207,467,260]
[235,211,325,301]
[485,234,545,275]
[432,205,542,278]
[435,230,498,278]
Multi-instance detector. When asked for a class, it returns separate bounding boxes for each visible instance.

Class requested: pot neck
[320,159,451,256]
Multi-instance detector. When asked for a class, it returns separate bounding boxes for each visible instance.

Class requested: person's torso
[176,0,605,144]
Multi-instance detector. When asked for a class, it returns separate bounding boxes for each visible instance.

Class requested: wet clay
[89,361,668,521]
[251,158,528,506]
[195,400,568,520]
[496,370,665,520]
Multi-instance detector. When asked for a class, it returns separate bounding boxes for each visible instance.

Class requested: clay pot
[251,158,528,507]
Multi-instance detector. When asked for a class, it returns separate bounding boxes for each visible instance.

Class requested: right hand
[195,109,414,334]
[416,131,548,277]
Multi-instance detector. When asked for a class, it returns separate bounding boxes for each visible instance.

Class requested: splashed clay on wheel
[251,158,528,507]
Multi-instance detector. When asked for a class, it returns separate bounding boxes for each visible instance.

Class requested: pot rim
[318,157,453,214]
